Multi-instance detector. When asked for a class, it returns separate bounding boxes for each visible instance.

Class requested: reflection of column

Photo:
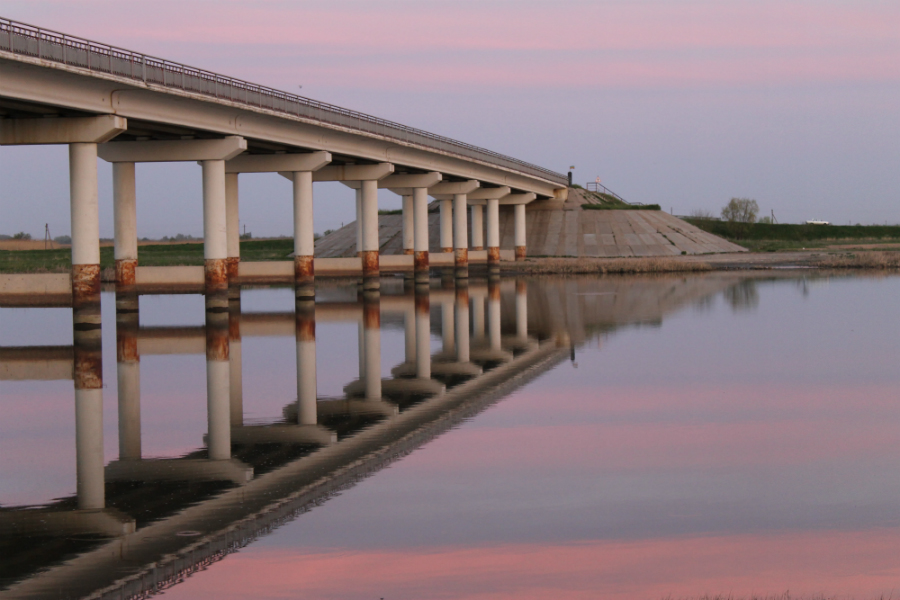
[206,310,231,460]
[225,172,240,292]
[441,296,455,354]
[472,293,486,341]
[440,198,453,253]
[404,307,416,366]
[116,293,141,460]
[74,303,104,510]
[415,289,431,380]
[516,279,528,339]
[413,187,430,284]
[229,298,243,427]
[113,161,138,287]
[471,204,484,251]
[453,193,468,276]
[76,387,104,510]
[489,280,502,351]
[514,203,527,261]
[296,301,317,425]
[363,296,381,399]
[455,283,470,363]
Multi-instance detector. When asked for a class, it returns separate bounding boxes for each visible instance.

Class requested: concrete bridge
[0,17,567,306]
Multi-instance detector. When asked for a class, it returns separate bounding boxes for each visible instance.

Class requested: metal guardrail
[585,181,644,205]
[0,17,566,186]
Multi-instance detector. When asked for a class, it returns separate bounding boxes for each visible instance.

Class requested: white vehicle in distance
[805,220,830,225]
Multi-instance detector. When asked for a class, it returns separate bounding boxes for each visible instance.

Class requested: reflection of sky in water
[1,274,899,597]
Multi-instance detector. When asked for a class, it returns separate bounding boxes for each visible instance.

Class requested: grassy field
[684,220,900,251]
[0,239,296,274]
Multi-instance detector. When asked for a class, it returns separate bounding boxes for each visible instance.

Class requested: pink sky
[6,1,899,89]
[164,529,900,599]
[1,1,898,240]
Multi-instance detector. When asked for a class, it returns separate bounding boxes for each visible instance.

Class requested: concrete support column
[487,198,500,267]
[415,289,431,380]
[514,203,527,261]
[453,193,469,277]
[471,204,484,251]
[355,188,363,257]
[439,199,453,253]
[70,143,101,308]
[116,294,141,460]
[225,172,240,290]
[401,194,414,255]
[455,283,470,363]
[413,187,430,284]
[113,161,138,288]
[296,301,317,425]
[202,159,229,296]
[229,300,243,427]
[516,280,528,339]
[489,281,502,351]
[75,388,105,510]
[361,179,380,290]
[363,297,381,400]
[206,310,231,460]
[293,170,315,299]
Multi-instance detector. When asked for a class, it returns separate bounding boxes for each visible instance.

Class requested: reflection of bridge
[0,274,755,598]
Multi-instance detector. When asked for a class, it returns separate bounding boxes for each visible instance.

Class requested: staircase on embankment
[314,187,745,258]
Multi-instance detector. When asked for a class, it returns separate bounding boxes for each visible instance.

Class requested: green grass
[0,239,297,274]
[684,219,900,243]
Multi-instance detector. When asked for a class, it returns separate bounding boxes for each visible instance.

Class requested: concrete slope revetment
[314,188,746,258]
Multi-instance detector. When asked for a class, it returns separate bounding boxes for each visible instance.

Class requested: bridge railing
[0,17,566,186]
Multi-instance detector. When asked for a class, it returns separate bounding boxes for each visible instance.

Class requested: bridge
[0,17,568,306]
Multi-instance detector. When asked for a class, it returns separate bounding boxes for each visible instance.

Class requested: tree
[12,231,32,240]
[721,197,759,239]
[721,197,759,223]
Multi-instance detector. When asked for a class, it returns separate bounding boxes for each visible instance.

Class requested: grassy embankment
[577,187,661,211]
[685,220,900,252]
[0,239,295,274]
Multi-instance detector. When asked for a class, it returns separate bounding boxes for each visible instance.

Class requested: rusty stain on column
[115,258,137,288]
[295,254,315,300]
[226,256,240,300]
[362,250,379,283]
[515,246,527,261]
[205,258,228,295]
[72,264,101,310]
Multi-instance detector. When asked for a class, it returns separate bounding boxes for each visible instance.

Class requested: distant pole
[44,223,51,249]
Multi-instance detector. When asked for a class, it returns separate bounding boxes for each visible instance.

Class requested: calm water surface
[1,273,898,599]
